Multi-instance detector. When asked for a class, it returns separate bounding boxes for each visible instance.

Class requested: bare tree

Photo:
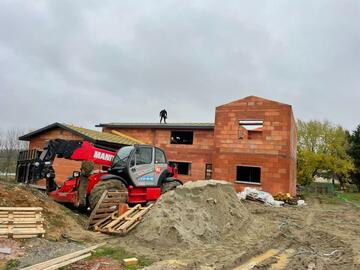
[0,128,28,180]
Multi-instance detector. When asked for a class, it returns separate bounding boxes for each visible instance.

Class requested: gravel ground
[17,238,86,268]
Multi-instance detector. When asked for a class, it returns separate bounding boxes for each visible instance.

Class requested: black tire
[161,180,182,194]
[89,179,128,210]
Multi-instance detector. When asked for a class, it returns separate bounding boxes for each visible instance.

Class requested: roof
[96,122,215,130]
[217,95,291,109]
[19,122,141,146]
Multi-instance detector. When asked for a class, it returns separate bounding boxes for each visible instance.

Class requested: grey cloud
[0,0,359,132]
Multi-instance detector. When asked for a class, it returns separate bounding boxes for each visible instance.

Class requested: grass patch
[91,246,152,269]
[337,193,360,208]
[338,193,360,202]
[304,192,360,207]
[302,192,341,205]
[317,194,342,205]
[4,259,20,270]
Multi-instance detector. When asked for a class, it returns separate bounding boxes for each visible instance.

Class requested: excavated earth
[1,180,360,270]
[115,180,360,270]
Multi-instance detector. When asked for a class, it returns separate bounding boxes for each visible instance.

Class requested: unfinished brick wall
[103,128,215,182]
[212,96,297,195]
[28,128,100,186]
[23,96,296,194]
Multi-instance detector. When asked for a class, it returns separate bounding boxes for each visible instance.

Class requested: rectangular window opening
[169,161,191,175]
[205,164,212,180]
[170,131,193,145]
[238,120,263,140]
[236,166,261,184]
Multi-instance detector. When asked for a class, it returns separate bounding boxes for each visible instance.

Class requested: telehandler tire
[161,180,182,194]
[89,179,128,210]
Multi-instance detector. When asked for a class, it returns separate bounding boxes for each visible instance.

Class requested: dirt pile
[0,182,94,241]
[133,180,250,248]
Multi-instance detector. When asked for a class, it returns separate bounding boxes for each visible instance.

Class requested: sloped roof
[19,122,141,146]
[217,95,291,108]
[96,122,214,130]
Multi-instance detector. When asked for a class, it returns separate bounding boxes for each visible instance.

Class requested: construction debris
[238,188,284,207]
[94,204,153,235]
[20,242,106,270]
[0,207,45,239]
[122,257,138,266]
[0,247,11,254]
[87,190,128,229]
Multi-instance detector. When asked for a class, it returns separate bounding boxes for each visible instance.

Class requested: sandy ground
[1,180,360,270]
[114,181,360,270]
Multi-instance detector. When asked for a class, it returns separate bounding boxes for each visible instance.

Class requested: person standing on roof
[160,109,167,124]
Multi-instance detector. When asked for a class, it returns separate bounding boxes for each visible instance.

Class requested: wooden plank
[0,229,45,235]
[13,234,41,239]
[96,204,153,235]
[88,190,127,230]
[21,243,106,270]
[103,204,141,230]
[87,191,109,229]
[122,258,138,266]
[0,207,43,211]
[116,210,147,231]
[0,219,44,224]
[91,213,114,221]
[93,208,117,215]
[0,212,38,215]
[96,203,119,208]
[0,224,40,228]
[42,253,91,270]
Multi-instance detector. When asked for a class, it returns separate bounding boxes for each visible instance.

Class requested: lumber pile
[0,207,45,239]
[87,190,128,229]
[94,204,153,235]
[21,243,105,270]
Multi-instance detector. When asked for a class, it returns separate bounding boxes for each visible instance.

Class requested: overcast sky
[0,0,359,132]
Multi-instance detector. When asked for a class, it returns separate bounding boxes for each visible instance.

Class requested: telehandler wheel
[161,180,182,194]
[89,179,128,210]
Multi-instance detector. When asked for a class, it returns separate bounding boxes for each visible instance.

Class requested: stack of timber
[21,243,105,270]
[0,207,45,239]
[94,204,153,235]
[87,190,128,229]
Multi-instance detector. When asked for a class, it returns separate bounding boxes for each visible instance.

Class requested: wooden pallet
[94,203,153,235]
[0,207,45,238]
[87,190,128,229]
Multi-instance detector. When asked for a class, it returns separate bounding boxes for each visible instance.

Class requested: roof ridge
[19,122,141,146]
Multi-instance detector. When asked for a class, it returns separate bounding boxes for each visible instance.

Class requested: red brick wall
[212,96,297,195]
[103,128,214,182]
[28,128,100,186]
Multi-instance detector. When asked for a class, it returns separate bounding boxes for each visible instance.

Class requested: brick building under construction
[18,96,297,195]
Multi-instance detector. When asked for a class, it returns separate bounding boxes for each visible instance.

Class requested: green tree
[297,120,354,187]
[348,124,360,191]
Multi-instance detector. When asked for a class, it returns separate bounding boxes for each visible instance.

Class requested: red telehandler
[27,139,181,209]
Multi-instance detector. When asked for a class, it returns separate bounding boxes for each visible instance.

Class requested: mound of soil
[118,181,360,269]
[0,182,94,241]
[133,180,250,248]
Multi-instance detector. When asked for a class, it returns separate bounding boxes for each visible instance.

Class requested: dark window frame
[170,131,194,145]
[236,165,261,184]
[238,120,264,140]
[205,164,212,180]
[169,161,192,175]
